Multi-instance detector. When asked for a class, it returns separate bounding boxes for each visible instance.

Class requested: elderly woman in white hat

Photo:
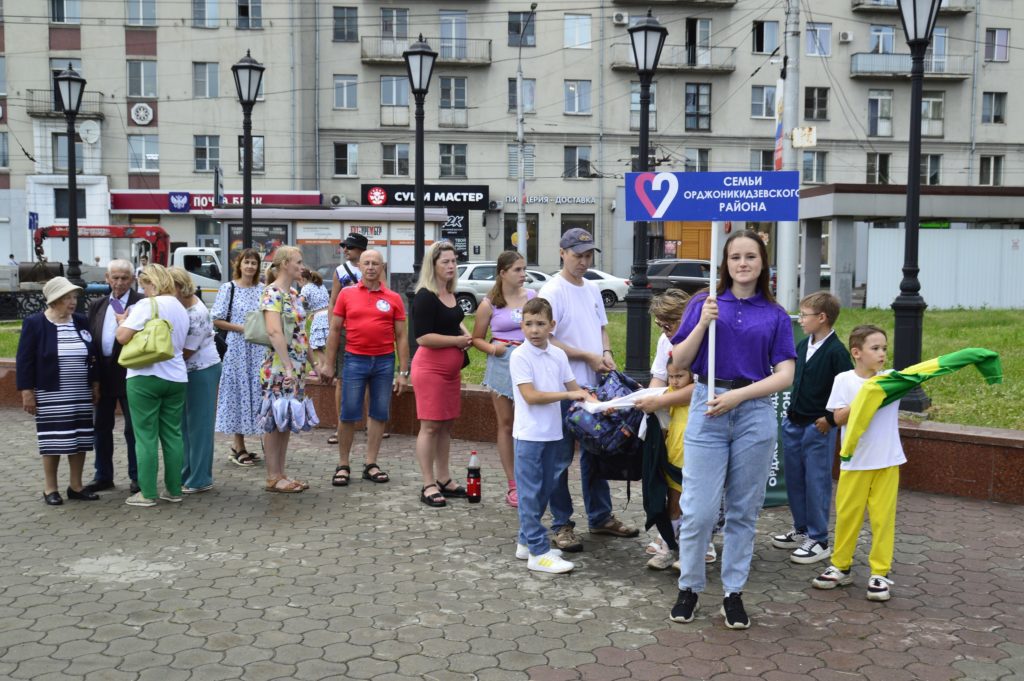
[16,277,102,505]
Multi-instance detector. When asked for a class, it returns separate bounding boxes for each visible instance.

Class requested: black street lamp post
[624,10,667,384]
[55,64,86,288]
[893,0,941,411]
[232,50,266,251]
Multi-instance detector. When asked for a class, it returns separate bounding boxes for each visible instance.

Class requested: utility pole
[516,4,537,261]
[776,0,801,312]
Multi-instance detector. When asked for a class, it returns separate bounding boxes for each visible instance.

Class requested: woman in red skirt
[411,241,473,507]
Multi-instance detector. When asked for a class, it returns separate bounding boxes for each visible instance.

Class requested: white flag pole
[708,221,723,392]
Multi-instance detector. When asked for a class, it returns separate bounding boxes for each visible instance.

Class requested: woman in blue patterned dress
[212,249,264,467]
[300,268,330,373]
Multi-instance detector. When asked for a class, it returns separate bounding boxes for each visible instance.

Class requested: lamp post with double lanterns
[55,64,86,289]
[892,0,941,412]
[623,10,667,383]
[232,50,265,251]
[403,35,438,354]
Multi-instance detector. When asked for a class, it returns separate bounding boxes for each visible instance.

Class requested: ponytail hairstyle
[486,251,525,309]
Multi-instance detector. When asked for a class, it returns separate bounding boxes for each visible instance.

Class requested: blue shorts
[482,350,514,400]
[340,352,395,423]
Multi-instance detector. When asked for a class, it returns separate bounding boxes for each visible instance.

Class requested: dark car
[646,259,712,294]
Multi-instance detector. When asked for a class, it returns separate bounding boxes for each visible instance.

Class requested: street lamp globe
[628,10,668,76]
[55,64,86,115]
[232,50,265,106]
[403,34,437,96]
[896,0,943,44]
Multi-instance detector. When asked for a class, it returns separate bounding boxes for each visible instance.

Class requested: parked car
[454,262,500,314]
[646,259,712,295]
[579,269,629,308]
[525,269,552,293]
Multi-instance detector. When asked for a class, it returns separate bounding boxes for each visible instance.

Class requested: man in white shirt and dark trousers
[539,228,639,553]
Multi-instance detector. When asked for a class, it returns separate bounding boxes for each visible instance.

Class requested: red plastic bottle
[466,450,481,503]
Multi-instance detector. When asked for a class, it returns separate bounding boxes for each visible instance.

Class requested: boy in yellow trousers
[812,324,905,602]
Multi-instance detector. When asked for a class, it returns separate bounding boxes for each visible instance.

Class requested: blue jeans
[781,417,837,545]
[549,400,613,531]
[515,437,572,556]
[93,392,137,484]
[341,352,395,422]
[677,382,778,595]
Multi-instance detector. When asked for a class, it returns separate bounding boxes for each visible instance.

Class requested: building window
[0,56,6,96]
[439,143,467,178]
[507,144,535,178]
[381,76,409,106]
[128,61,157,98]
[685,83,712,131]
[630,81,657,130]
[750,149,773,172]
[752,21,779,54]
[381,8,408,40]
[128,0,156,26]
[630,146,657,172]
[508,78,536,112]
[237,0,261,29]
[866,153,890,185]
[870,25,896,54]
[985,28,1009,62]
[564,14,591,49]
[0,132,10,168]
[920,154,941,185]
[684,148,710,173]
[382,143,409,176]
[806,22,831,56]
[192,62,218,98]
[194,135,219,172]
[237,135,265,172]
[980,155,1004,186]
[868,89,893,137]
[751,85,776,118]
[333,7,357,42]
[982,92,1006,124]
[128,134,159,171]
[54,189,87,219]
[563,146,591,178]
[803,151,826,183]
[51,0,80,24]
[193,0,218,28]
[440,76,467,110]
[805,87,828,120]
[334,142,357,175]
[333,74,357,109]
[52,133,83,173]
[921,91,944,137]
[564,80,591,114]
[508,12,536,47]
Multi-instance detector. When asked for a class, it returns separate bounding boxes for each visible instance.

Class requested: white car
[525,269,552,293]
[576,269,630,308]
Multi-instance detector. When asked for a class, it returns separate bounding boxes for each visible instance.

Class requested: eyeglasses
[798,311,823,318]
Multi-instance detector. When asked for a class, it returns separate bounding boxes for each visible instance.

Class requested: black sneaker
[669,589,699,623]
[721,592,750,629]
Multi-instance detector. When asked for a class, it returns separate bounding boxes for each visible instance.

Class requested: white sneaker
[867,575,894,601]
[159,492,183,503]
[705,542,718,564]
[812,565,853,590]
[790,539,832,565]
[516,544,562,560]
[182,484,213,494]
[647,551,676,570]
[527,551,575,574]
[771,529,807,549]
[125,492,157,508]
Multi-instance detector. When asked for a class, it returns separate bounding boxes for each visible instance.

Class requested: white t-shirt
[539,273,608,387]
[650,334,673,382]
[121,295,189,383]
[510,342,576,442]
[183,299,221,373]
[827,369,907,471]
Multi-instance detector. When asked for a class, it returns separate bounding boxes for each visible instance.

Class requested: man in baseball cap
[559,227,601,254]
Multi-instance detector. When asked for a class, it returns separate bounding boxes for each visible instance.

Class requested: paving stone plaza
[2,408,1022,681]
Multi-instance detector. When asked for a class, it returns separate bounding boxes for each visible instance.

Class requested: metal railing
[852,0,974,11]
[25,89,105,118]
[361,36,492,65]
[850,52,972,77]
[611,43,736,71]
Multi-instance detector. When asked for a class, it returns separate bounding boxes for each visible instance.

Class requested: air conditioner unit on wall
[612,11,629,26]
[839,31,854,43]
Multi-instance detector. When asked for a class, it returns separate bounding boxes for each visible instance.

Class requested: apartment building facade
[1,0,1021,275]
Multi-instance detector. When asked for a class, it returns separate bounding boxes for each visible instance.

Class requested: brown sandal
[265,477,303,493]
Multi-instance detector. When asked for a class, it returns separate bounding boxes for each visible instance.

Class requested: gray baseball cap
[559,228,600,254]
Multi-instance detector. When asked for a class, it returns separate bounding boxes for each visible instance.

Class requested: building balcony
[852,0,974,14]
[25,89,105,119]
[439,108,468,128]
[850,53,971,79]
[361,36,491,66]
[380,105,409,127]
[613,0,736,6]
[629,110,657,131]
[610,43,735,73]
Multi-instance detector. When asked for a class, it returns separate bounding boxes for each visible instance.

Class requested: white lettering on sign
[682,188,799,201]
[723,175,764,187]
[192,195,264,209]
[505,195,595,205]
[431,192,483,203]
[719,200,767,213]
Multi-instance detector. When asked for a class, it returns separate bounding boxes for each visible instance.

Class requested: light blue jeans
[515,437,572,556]
[549,401,613,531]
[677,382,778,595]
[781,418,838,545]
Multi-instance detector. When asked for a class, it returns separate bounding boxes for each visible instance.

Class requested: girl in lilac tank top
[471,252,536,508]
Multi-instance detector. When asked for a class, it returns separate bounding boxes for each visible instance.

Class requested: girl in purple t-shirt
[667,230,796,629]
[471,251,536,508]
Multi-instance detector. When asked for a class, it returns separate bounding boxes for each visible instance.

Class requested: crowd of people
[16,227,906,630]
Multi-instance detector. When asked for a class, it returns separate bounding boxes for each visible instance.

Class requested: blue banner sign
[625,171,800,222]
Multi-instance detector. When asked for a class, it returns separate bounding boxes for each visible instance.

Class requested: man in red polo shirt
[320,250,409,487]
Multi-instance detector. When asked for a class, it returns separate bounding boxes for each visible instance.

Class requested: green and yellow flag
[839,348,1002,461]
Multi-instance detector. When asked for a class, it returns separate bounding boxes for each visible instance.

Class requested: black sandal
[420,484,446,507]
[437,479,468,498]
[229,448,256,467]
[362,463,390,483]
[331,465,351,487]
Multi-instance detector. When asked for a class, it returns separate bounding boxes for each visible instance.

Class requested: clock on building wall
[130,103,154,126]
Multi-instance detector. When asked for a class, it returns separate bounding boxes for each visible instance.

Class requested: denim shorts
[340,352,395,422]
[482,350,514,400]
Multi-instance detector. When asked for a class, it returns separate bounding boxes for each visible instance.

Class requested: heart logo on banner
[634,172,679,219]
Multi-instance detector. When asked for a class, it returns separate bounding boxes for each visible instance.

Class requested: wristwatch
[399,370,410,377]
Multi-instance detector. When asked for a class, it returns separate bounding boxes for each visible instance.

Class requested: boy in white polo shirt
[509,298,593,574]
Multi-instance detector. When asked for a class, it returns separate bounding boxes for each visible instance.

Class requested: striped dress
[34,321,94,455]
